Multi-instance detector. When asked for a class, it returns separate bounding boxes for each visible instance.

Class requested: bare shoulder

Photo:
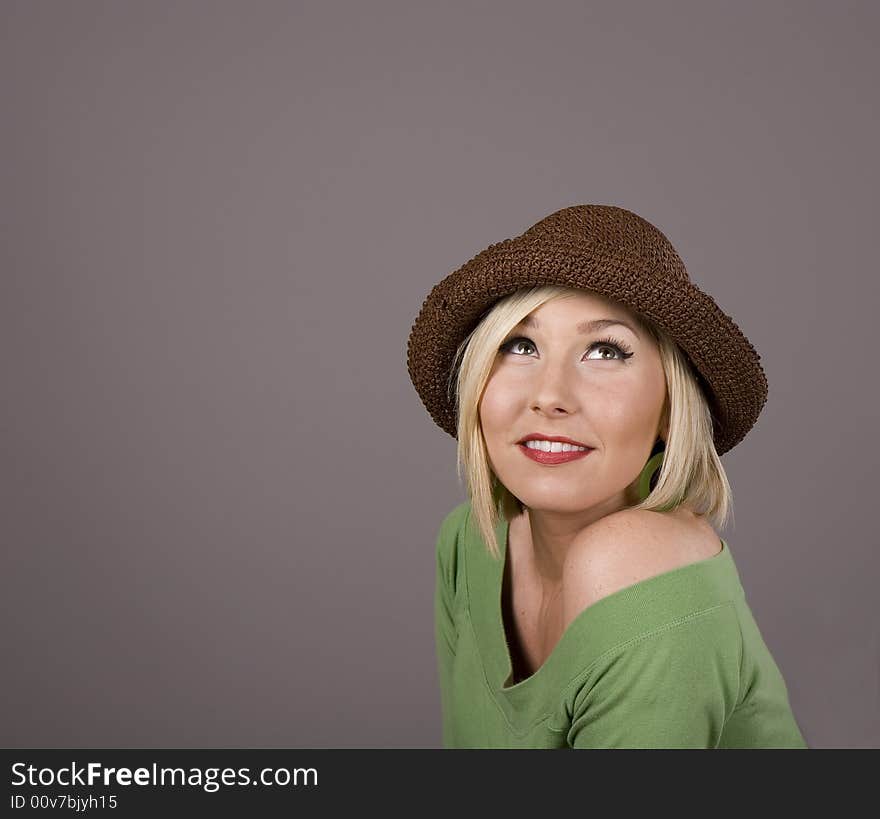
[560,508,722,630]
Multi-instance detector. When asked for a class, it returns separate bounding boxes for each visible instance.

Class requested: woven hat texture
[406,204,767,457]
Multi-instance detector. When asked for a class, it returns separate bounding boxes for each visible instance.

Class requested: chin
[511,490,592,514]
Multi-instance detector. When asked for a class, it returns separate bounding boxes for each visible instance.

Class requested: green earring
[636,442,666,502]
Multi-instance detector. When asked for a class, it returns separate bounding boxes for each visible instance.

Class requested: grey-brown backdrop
[2,0,877,748]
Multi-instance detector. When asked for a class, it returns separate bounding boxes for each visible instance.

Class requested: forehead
[522,290,640,326]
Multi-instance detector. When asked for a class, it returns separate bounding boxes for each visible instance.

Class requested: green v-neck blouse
[433,501,808,749]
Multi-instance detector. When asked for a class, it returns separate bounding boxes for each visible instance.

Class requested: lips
[518,442,594,465]
[517,433,593,448]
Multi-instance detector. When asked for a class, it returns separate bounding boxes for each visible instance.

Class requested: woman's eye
[503,338,536,356]
[586,343,625,360]
[499,337,633,361]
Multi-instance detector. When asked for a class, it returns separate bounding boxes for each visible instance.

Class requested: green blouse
[434,500,808,748]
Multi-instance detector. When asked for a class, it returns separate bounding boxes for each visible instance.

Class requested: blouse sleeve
[567,603,743,749]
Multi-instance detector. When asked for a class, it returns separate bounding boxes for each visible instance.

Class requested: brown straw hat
[406,203,768,457]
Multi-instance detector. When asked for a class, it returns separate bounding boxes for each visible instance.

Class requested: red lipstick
[516,434,595,466]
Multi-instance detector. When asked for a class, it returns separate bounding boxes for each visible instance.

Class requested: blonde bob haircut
[448,285,734,560]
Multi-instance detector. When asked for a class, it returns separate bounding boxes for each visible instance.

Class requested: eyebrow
[516,314,641,340]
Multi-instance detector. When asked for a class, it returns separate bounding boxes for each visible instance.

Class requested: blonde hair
[448,285,734,560]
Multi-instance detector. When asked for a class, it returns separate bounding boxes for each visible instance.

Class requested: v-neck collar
[463,505,742,722]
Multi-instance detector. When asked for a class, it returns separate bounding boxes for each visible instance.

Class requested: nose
[529,357,578,416]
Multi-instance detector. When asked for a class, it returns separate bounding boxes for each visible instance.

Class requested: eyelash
[498,335,635,362]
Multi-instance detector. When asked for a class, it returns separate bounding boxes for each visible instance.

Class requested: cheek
[592,371,663,426]
[596,400,656,439]
[479,378,517,427]
[599,396,641,424]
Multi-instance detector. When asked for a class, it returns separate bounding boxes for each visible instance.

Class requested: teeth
[524,440,587,452]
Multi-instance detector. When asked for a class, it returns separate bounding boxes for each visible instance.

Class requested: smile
[517,442,594,465]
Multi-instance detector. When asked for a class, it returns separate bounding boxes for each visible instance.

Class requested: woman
[406,204,808,749]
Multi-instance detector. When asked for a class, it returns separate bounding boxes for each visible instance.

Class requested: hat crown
[515,204,691,285]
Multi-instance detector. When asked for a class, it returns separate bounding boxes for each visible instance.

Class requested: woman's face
[479,291,668,517]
